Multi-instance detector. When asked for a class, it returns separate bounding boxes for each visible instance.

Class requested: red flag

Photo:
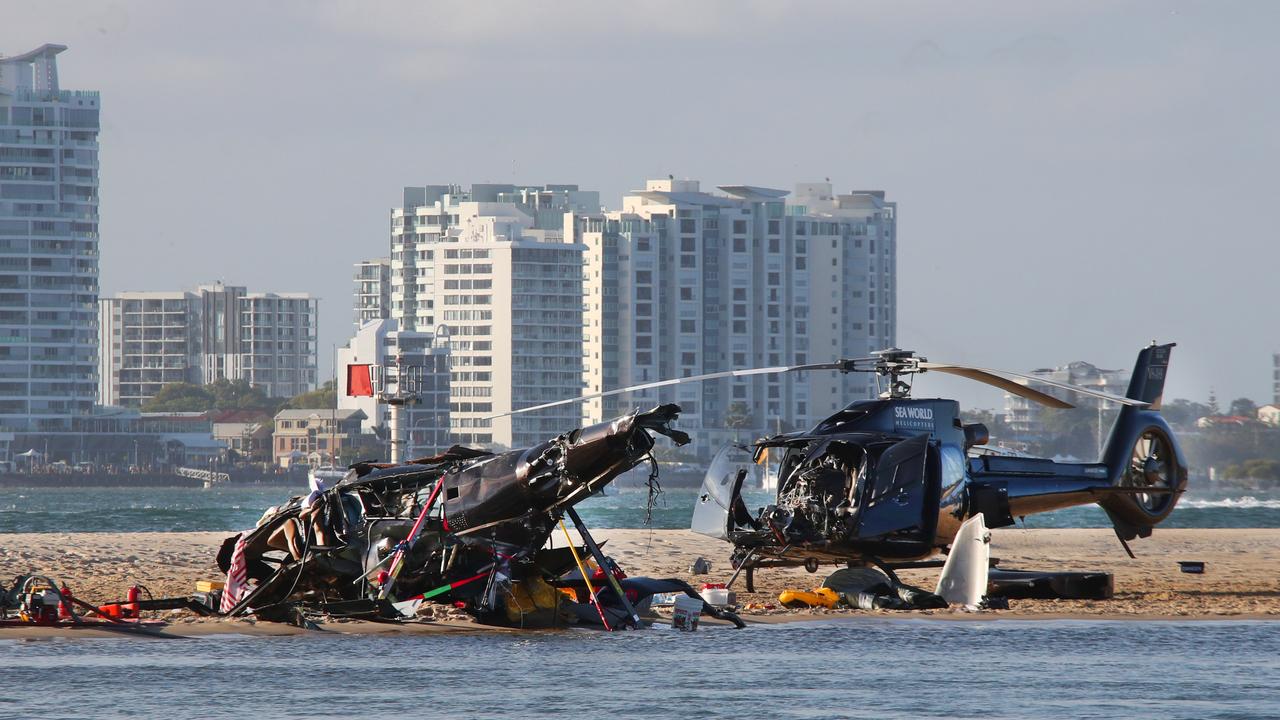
[347,364,374,397]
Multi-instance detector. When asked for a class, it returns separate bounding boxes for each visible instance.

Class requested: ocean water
[1,619,1276,719]
[0,484,1277,534]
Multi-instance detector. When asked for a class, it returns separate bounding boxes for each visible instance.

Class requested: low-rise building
[272,407,367,468]
[212,419,272,462]
[1258,404,1280,426]
[1004,361,1129,436]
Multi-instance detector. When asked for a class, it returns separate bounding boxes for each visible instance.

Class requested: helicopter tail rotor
[1097,343,1187,537]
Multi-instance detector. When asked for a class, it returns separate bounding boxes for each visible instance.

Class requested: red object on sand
[126,586,140,618]
[58,584,74,620]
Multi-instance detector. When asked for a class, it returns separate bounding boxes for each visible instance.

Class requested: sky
[4,1,1278,410]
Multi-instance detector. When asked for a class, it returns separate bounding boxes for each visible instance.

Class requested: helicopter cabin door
[853,434,941,554]
[692,445,753,540]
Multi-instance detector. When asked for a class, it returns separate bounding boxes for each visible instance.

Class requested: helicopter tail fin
[1120,342,1174,409]
[1097,343,1188,540]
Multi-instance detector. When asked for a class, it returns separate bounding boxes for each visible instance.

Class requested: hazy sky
[6,1,1277,410]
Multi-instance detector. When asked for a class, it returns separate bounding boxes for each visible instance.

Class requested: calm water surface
[1,619,1275,719]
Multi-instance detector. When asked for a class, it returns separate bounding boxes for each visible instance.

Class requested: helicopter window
[940,445,965,489]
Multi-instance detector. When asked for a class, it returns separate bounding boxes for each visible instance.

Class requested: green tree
[287,380,337,410]
[1031,406,1119,461]
[141,383,213,412]
[1162,398,1213,429]
[724,401,754,439]
[1229,397,1259,418]
[208,378,276,411]
[1240,458,1280,482]
[339,436,387,465]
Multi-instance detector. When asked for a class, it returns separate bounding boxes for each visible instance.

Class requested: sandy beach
[2,528,1277,637]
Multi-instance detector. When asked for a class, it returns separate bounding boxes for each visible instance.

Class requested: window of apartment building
[768,238,780,253]
[733,220,747,234]
[733,304,746,318]
[636,303,651,316]
[636,336,652,349]
[636,352,652,365]
[680,255,696,268]
[680,237,696,253]
[636,286,652,300]
[733,237,746,253]
[733,320,747,333]
[767,272,780,286]
[795,222,807,236]
[635,319,651,333]
[795,257,806,270]
[680,320,696,333]
[635,271,652,285]
[681,352,696,366]
[680,287,694,301]
[680,219,696,234]
[768,220,780,235]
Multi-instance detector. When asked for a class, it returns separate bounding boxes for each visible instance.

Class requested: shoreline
[2,528,1277,640]
[4,609,1278,642]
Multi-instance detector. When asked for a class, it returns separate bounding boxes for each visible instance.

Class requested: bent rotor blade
[919,364,1075,409]
[920,362,1149,408]
[485,362,848,420]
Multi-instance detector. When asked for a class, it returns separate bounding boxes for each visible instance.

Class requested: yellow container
[196,580,226,593]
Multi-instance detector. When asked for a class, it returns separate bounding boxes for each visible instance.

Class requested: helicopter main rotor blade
[485,362,849,420]
[918,365,1075,409]
[919,362,1149,408]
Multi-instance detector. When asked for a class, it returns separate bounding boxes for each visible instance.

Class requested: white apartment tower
[388,185,598,448]
[353,257,391,331]
[99,283,318,406]
[0,45,100,432]
[577,179,897,452]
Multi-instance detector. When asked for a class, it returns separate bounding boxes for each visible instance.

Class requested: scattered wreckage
[216,404,743,630]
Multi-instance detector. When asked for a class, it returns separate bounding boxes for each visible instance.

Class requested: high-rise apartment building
[99,283,318,406]
[577,179,897,452]
[0,45,100,433]
[353,257,390,331]
[387,185,597,448]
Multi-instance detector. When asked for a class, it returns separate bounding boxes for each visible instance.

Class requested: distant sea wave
[1179,495,1280,510]
[0,485,1276,533]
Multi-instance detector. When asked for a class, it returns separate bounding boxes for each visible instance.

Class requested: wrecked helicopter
[217,404,744,630]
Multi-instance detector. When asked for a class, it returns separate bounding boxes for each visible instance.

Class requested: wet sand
[1,528,1277,638]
